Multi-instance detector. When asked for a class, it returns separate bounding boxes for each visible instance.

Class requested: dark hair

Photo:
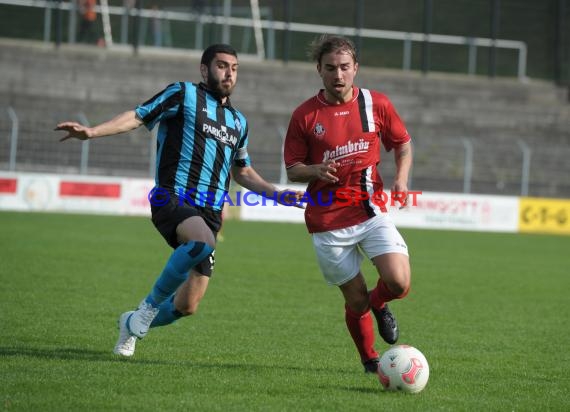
[308,35,358,65]
[200,44,238,66]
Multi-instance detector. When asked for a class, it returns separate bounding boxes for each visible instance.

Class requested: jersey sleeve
[378,95,411,152]
[229,109,250,168]
[284,113,309,168]
[135,82,184,131]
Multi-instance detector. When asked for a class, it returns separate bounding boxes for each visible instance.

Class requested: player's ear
[316,63,322,76]
[200,64,208,82]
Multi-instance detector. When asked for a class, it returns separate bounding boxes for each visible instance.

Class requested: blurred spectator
[193,0,206,13]
[77,0,98,44]
[151,4,163,47]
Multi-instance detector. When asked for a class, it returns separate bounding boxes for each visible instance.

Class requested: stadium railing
[0,0,527,80]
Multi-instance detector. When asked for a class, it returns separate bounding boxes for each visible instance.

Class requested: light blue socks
[150,295,182,328]
[145,241,213,307]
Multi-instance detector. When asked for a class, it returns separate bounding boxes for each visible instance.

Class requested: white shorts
[312,214,409,286]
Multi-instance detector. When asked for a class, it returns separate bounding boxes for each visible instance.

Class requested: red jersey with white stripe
[284,86,411,233]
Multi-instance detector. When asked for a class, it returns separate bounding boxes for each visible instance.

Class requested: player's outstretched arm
[231,165,304,207]
[55,110,143,142]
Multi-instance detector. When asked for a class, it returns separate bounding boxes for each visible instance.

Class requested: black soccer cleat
[363,357,380,374]
[371,304,399,344]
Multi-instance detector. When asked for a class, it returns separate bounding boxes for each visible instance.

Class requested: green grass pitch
[1,211,569,411]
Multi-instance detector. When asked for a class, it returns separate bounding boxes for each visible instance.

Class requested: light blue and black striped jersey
[135,82,251,211]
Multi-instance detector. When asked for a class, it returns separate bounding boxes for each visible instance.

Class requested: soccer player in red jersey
[284,35,413,374]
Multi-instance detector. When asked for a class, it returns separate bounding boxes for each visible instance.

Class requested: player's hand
[277,189,306,208]
[315,160,340,183]
[391,180,409,209]
[54,122,92,142]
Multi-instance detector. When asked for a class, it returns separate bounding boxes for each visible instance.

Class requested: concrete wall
[1,38,569,197]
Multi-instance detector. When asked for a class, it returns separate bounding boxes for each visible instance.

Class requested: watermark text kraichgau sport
[148,187,422,208]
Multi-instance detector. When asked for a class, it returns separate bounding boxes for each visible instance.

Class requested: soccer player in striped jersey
[283,35,413,374]
[56,44,302,357]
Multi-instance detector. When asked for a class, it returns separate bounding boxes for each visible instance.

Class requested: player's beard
[206,72,234,99]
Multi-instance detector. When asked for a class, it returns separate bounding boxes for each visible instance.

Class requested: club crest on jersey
[313,123,326,139]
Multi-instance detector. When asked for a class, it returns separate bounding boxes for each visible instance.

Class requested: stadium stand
[0,38,569,197]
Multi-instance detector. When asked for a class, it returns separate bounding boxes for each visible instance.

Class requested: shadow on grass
[0,345,172,365]
[0,346,311,371]
[340,385,383,394]
[0,345,376,379]
[186,360,369,376]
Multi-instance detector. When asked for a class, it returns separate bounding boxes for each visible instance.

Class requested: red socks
[345,281,410,363]
[344,305,378,362]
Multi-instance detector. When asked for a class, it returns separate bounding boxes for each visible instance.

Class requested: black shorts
[151,195,222,249]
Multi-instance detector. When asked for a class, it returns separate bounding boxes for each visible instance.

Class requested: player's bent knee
[387,278,410,299]
[395,283,410,299]
[391,265,411,298]
[195,250,215,276]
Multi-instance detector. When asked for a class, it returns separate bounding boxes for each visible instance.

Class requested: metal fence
[0,0,529,80]
[0,107,570,197]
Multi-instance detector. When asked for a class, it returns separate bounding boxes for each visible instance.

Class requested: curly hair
[307,35,358,65]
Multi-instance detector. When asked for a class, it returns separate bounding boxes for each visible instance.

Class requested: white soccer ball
[378,345,429,393]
